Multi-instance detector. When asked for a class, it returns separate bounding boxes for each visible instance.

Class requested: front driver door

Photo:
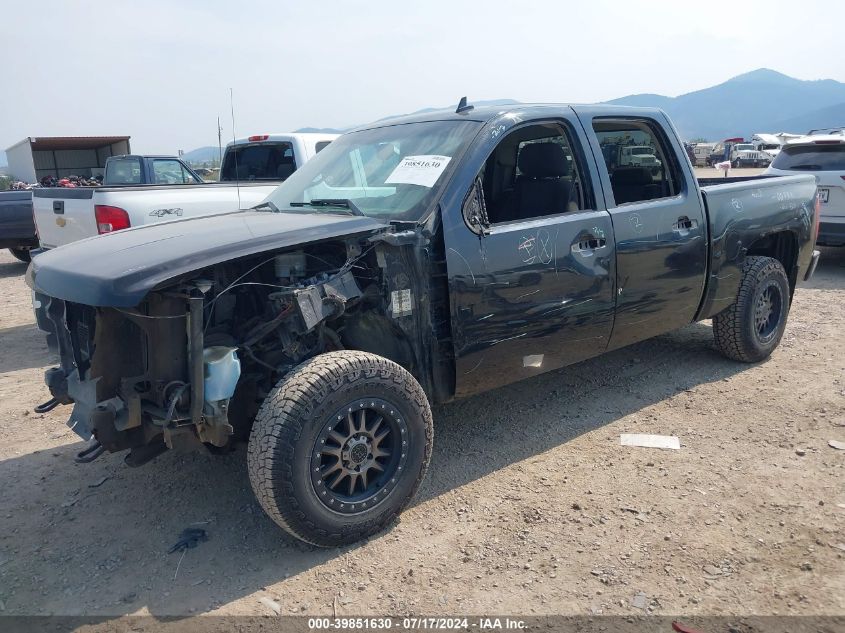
[440,115,616,398]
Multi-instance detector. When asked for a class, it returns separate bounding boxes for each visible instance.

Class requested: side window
[106,157,142,184]
[592,118,681,206]
[315,140,332,153]
[180,165,199,183]
[477,123,588,225]
[153,160,189,184]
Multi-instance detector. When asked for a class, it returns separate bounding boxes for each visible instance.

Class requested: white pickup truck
[618,145,662,174]
[33,132,337,249]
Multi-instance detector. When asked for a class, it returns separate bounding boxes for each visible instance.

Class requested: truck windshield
[772,144,845,171]
[220,142,295,181]
[630,147,653,155]
[734,144,754,151]
[263,120,481,221]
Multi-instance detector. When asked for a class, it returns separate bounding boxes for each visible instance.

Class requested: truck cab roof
[111,154,183,160]
[227,132,340,147]
[351,103,671,132]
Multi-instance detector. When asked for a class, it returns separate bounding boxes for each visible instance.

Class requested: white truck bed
[33,183,275,249]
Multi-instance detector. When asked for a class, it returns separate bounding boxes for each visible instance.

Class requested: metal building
[5,136,131,183]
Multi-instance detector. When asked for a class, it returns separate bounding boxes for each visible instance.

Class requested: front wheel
[8,247,31,263]
[713,256,790,362]
[247,351,433,547]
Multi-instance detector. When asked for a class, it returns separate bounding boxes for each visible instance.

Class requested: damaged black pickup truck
[28,103,821,547]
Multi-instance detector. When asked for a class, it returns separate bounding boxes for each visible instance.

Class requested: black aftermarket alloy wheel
[753,278,783,343]
[247,350,433,547]
[311,398,407,514]
[713,255,790,363]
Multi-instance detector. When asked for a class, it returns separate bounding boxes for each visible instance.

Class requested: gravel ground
[0,244,842,619]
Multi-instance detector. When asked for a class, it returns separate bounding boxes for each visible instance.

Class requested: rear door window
[105,157,142,185]
[772,144,845,171]
[152,159,197,184]
[220,142,295,181]
[592,118,682,206]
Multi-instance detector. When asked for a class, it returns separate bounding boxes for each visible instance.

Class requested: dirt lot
[0,243,843,619]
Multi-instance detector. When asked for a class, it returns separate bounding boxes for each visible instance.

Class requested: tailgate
[817,177,845,219]
[33,189,99,249]
[95,184,276,227]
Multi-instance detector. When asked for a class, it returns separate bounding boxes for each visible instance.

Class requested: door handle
[572,236,607,253]
[673,216,697,232]
[53,201,64,215]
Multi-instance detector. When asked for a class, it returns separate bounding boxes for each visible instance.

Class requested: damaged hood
[28,211,388,307]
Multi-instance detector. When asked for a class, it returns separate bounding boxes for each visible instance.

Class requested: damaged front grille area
[35,231,452,466]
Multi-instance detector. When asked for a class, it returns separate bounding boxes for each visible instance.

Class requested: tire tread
[713,256,789,362]
[246,351,433,547]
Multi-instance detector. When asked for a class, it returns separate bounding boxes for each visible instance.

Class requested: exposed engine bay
[37,230,452,466]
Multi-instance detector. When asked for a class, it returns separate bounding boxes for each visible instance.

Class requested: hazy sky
[1,0,843,154]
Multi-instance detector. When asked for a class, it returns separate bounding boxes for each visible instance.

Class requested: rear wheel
[713,256,790,362]
[247,350,433,547]
[8,247,31,263]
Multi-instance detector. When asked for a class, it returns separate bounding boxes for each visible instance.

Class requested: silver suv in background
[765,135,845,246]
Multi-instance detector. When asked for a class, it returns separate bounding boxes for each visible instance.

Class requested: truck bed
[695,173,818,320]
[33,182,277,249]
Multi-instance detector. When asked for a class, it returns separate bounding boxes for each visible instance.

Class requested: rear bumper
[804,250,821,281]
[816,221,845,247]
[0,237,38,250]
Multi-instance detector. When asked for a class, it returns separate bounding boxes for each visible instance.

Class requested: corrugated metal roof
[6,136,130,152]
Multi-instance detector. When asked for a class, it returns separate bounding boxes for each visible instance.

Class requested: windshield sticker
[385,155,452,188]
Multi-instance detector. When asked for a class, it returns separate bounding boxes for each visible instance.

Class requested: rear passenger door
[573,108,707,350]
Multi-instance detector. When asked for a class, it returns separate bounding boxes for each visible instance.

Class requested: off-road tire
[9,247,31,263]
[713,256,790,362]
[247,350,433,547]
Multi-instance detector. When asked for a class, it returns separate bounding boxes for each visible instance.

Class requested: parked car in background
[1,154,199,260]
[103,155,204,185]
[807,126,845,137]
[765,134,845,246]
[32,133,338,250]
[618,145,662,173]
[692,142,716,167]
[0,190,38,261]
[751,133,783,160]
[729,143,771,168]
[29,103,819,547]
[707,138,741,166]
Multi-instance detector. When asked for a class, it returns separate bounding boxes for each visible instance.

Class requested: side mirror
[462,177,490,235]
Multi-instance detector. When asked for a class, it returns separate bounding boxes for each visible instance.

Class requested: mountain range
[607,68,845,140]
[285,71,845,143]
[281,70,844,144]
[4,70,843,170]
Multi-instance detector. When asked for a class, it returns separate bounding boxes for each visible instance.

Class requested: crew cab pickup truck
[28,103,820,547]
[1,155,202,260]
[32,133,337,249]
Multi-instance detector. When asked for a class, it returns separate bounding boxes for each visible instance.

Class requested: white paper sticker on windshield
[385,155,452,188]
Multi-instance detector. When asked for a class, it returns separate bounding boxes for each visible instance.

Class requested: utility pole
[217,117,223,169]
